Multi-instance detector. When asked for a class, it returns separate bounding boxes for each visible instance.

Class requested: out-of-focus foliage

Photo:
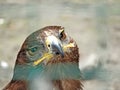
[0,0,120,90]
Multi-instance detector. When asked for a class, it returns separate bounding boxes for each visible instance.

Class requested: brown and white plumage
[3,26,83,90]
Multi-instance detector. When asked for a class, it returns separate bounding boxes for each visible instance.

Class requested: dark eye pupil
[48,44,50,47]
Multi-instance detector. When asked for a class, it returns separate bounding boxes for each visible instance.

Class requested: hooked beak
[33,35,75,66]
[51,41,64,57]
[46,35,64,57]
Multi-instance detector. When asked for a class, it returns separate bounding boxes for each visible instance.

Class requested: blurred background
[0,0,120,90]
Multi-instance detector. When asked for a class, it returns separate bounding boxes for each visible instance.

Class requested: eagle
[3,26,83,90]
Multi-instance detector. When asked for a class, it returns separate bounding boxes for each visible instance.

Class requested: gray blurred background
[0,0,120,90]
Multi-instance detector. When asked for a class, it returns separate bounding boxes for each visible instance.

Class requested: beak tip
[61,52,64,58]
[62,55,64,58]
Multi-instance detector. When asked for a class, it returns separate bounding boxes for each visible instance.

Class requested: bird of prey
[3,26,83,90]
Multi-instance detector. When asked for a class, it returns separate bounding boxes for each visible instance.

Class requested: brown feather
[3,80,27,90]
[3,26,83,90]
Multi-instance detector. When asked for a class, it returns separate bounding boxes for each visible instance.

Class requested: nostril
[55,52,59,55]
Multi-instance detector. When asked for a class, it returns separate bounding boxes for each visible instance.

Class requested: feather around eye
[59,29,66,40]
[28,46,38,56]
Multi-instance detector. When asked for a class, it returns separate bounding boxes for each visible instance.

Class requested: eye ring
[27,46,38,56]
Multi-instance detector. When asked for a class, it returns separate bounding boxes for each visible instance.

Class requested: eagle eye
[28,46,38,56]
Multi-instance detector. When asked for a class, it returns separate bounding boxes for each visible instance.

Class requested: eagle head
[16,26,79,65]
[4,26,82,90]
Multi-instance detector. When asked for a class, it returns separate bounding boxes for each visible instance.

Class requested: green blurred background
[0,0,120,90]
